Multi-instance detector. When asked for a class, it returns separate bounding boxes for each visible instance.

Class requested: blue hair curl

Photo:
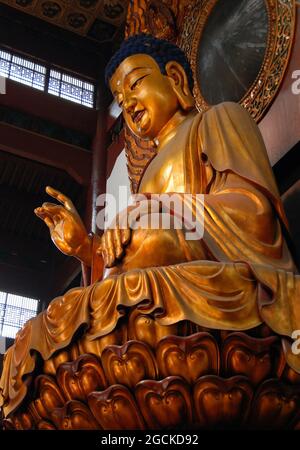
[105,33,194,92]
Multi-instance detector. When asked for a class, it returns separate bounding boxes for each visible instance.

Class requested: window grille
[0,291,39,339]
[48,70,95,108]
[0,49,95,108]
[0,50,46,91]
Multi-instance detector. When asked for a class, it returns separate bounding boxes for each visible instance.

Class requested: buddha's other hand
[34,186,92,266]
[99,196,163,268]
[99,202,140,268]
[99,225,131,268]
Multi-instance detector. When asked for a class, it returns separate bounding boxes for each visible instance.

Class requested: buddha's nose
[124,96,137,114]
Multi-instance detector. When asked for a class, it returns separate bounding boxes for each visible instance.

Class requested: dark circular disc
[197,0,269,104]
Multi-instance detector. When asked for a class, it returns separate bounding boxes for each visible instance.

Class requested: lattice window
[0,291,39,339]
[48,70,95,108]
[0,50,46,91]
[0,49,95,108]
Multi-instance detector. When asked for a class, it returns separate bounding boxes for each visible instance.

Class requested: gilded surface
[1,37,300,429]
[124,0,296,195]
[125,0,194,41]
[124,0,197,192]
[4,331,300,429]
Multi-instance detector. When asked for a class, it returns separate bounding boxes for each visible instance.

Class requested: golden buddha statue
[1,34,300,429]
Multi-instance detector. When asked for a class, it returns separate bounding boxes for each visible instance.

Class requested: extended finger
[44,217,54,229]
[41,203,65,213]
[40,203,70,221]
[105,230,115,267]
[100,234,110,267]
[46,186,75,212]
[113,227,123,259]
[101,247,109,268]
[34,208,55,228]
[121,227,131,245]
[34,207,55,222]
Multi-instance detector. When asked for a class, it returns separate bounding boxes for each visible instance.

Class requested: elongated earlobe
[165,61,195,111]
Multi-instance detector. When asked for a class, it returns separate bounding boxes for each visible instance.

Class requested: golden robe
[1,102,299,417]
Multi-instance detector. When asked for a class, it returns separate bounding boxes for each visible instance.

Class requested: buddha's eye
[130,75,147,90]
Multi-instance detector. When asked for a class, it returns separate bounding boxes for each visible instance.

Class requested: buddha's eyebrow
[124,67,147,81]
[113,67,148,96]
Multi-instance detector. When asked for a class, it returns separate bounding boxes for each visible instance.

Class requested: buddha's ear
[165,61,195,111]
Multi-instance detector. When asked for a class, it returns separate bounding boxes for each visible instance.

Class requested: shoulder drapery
[197,102,287,227]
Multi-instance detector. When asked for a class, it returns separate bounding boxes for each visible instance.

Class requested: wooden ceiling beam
[0,227,50,251]
[0,261,51,300]
[0,3,110,80]
[50,257,82,299]
[0,122,92,186]
[0,232,83,301]
[0,79,97,137]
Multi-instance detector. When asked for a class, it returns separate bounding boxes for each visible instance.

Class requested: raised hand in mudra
[34,186,92,266]
[34,186,134,269]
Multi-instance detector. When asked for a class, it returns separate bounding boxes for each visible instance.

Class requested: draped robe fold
[1,102,299,417]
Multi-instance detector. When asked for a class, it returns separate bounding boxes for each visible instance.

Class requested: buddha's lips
[132,110,145,123]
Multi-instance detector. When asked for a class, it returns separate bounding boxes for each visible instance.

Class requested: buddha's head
[106,34,195,141]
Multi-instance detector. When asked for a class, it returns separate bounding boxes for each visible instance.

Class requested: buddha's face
[110,54,180,140]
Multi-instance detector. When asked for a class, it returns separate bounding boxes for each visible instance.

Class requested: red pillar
[85,83,109,234]
[82,84,109,286]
